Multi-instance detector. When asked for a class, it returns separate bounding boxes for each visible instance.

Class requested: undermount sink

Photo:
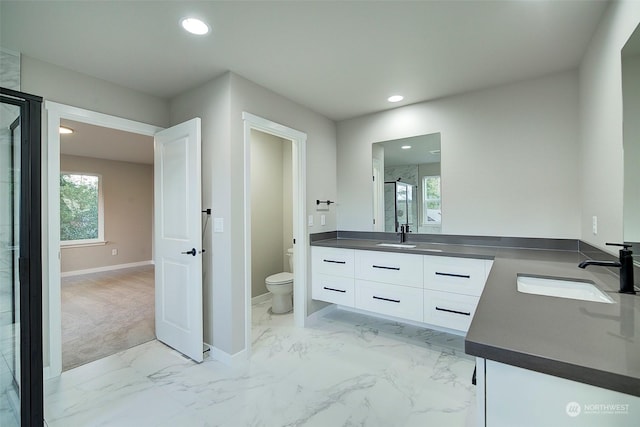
[516,274,614,304]
[377,243,417,249]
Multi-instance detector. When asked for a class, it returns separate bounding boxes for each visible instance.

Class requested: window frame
[422,174,442,226]
[59,171,105,247]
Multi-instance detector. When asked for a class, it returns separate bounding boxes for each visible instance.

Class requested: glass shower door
[0,87,43,426]
[0,100,20,426]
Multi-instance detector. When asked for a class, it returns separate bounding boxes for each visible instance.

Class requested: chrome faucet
[578,243,636,294]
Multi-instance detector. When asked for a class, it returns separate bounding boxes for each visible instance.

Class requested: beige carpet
[61,265,155,371]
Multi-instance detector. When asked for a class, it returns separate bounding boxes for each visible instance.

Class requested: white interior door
[154,118,203,362]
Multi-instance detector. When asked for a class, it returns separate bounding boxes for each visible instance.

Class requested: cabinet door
[423,290,479,332]
[485,360,640,427]
[312,274,355,306]
[312,247,355,277]
[355,280,423,322]
[355,250,423,288]
[424,256,489,296]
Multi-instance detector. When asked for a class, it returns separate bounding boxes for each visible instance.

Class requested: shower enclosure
[384,180,417,233]
[0,87,43,426]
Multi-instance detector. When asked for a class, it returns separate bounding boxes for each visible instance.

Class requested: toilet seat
[265,272,293,285]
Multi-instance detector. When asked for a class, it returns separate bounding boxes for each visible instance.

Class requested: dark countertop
[310,237,640,397]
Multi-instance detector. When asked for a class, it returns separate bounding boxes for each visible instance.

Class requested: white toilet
[265,248,294,314]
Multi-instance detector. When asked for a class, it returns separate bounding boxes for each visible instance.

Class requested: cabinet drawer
[355,280,423,322]
[424,256,489,296]
[312,247,355,277]
[355,250,423,288]
[312,274,355,306]
[423,290,479,332]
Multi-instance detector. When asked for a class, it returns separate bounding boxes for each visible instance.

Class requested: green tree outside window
[60,173,100,242]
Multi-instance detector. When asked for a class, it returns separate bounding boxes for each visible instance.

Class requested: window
[60,173,104,245]
[422,175,441,225]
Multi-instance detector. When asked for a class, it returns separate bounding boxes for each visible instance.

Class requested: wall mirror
[372,133,442,234]
[622,23,640,259]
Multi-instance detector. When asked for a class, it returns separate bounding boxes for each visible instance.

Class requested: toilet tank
[287,248,294,272]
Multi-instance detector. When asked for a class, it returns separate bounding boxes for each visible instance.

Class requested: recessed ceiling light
[59,126,74,134]
[181,17,210,35]
[388,95,404,103]
[401,145,412,150]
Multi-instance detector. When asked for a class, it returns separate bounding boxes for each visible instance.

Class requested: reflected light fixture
[388,95,404,103]
[59,126,74,134]
[181,17,210,35]
[401,145,412,150]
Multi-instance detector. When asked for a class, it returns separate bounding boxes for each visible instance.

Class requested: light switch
[308,215,314,226]
[214,217,224,233]
[592,216,597,235]
[321,214,326,226]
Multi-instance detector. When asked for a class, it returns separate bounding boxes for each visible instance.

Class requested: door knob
[181,248,197,256]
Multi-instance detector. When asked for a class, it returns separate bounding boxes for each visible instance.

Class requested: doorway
[45,102,163,378]
[249,129,293,309]
[242,113,307,356]
[57,119,155,371]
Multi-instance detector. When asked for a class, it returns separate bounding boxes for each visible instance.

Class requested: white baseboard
[304,303,337,326]
[251,292,272,305]
[61,260,154,277]
[209,346,248,366]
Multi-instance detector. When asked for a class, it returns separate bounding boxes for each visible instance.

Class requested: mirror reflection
[622,23,640,253]
[372,133,442,234]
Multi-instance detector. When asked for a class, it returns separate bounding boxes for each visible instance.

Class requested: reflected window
[422,175,441,224]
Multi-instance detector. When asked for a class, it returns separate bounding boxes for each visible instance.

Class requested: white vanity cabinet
[311,247,356,306]
[311,245,493,333]
[423,256,493,332]
[476,358,640,427]
[354,250,424,322]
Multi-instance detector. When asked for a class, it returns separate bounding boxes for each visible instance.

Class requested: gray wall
[21,55,169,127]
[337,70,580,239]
[579,1,640,253]
[60,155,153,273]
[250,129,292,297]
[170,71,337,355]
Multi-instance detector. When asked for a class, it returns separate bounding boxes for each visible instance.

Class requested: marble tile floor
[45,297,477,426]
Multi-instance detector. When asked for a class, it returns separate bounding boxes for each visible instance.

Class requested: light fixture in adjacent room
[59,126,74,134]
[388,95,404,103]
[180,17,210,35]
[401,145,412,150]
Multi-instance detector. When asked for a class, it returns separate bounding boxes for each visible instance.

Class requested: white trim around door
[44,101,163,378]
[242,112,307,357]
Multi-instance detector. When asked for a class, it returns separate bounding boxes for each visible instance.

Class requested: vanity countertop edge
[310,237,640,397]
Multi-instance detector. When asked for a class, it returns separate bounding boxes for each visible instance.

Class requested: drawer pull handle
[435,272,471,279]
[323,286,346,293]
[323,259,346,264]
[435,306,471,316]
[372,265,400,271]
[373,295,400,303]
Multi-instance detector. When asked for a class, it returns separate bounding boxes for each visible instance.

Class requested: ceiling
[60,119,154,164]
[376,133,441,167]
[1,1,609,121]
